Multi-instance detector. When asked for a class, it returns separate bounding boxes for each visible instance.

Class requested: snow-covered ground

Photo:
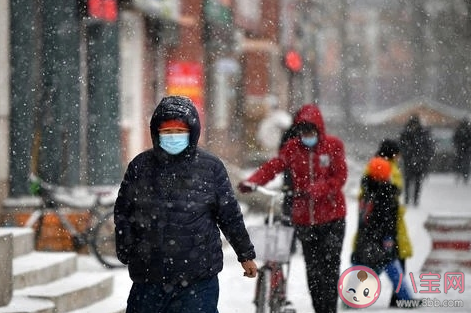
[79,170,471,312]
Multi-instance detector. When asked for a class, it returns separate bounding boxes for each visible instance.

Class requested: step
[0,227,35,257]
[0,296,55,313]
[15,272,114,313]
[71,256,130,313]
[67,296,126,313]
[0,231,13,306]
[13,252,77,289]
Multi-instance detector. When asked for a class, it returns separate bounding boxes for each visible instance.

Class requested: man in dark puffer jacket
[114,96,257,313]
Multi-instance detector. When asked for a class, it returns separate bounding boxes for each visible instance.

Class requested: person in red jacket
[239,103,347,313]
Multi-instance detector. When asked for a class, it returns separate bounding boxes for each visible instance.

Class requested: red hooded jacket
[246,104,347,225]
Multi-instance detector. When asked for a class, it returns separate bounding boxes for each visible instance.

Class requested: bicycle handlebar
[252,185,284,197]
[29,173,56,195]
[241,181,290,198]
[28,173,117,208]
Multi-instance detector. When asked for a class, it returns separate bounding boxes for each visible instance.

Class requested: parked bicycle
[25,174,124,269]
[246,184,296,313]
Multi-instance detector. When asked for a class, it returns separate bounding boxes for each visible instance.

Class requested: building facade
[1,0,297,203]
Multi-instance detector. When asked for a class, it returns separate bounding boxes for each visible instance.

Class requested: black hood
[150,96,201,156]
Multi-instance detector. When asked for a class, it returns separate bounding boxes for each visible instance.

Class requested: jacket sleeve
[325,137,348,191]
[396,204,413,259]
[246,156,287,186]
[213,160,256,262]
[114,163,137,265]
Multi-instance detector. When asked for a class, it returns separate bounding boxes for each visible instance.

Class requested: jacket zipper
[309,150,315,224]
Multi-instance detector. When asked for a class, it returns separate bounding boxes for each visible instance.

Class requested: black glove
[280,214,292,226]
[238,181,257,193]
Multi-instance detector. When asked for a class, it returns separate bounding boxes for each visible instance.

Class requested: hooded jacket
[114,96,255,285]
[245,104,347,225]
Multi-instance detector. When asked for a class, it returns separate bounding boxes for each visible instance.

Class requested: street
[79,171,471,312]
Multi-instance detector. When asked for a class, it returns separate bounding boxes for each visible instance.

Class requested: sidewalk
[218,172,471,312]
[78,172,471,312]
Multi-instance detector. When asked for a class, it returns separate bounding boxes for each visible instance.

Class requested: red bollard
[422,214,471,273]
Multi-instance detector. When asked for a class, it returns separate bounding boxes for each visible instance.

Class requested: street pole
[86,21,121,185]
[9,0,38,195]
[40,0,81,186]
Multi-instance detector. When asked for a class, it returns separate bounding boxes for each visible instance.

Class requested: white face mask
[159,133,190,155]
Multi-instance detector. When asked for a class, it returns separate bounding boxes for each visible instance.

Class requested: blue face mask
[301,135,318,147]
[159,133,190,155]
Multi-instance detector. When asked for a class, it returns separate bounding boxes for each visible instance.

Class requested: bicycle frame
[26,176,91,248]
[25,174,123,268]
[248,185,296,313]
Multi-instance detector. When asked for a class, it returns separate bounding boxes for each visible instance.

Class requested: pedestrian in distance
[351,149,415,304]
[399,115,434,206]
[278,118,301,254]
[256,95,293,158]
[277,116,301,221]
[114,95,257,313]
[452,117,471,184]
[353,139,413,307]
[239,103,347,313]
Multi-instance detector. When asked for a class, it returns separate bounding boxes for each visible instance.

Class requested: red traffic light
[284,50,303,72]
[88,0,118,22]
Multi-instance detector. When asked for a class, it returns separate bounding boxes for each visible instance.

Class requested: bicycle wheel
[269,264,285,313]
[90,210,124,268]
[255,266,271,313]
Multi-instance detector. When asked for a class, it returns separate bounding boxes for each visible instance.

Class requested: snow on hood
[149,96,201,153]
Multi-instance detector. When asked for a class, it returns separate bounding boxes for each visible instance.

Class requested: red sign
[166,62,206,143]
[88,0,118,22]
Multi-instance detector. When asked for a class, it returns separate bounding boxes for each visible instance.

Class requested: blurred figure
[452,117,471,184]
[239,103,347,313]
[399,115,434,206]
[256,95,292,158]
[351,150,415,305]
[359,139,413,307]
[278,116,302,254]
[278,118,300,222]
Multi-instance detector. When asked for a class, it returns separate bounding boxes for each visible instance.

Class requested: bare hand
[241,260,258,278]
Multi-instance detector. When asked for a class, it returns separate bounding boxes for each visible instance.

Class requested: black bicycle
[246,185,296,313]
[25,174,124,268]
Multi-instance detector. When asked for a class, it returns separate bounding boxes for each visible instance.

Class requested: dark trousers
[455,153,471,183]
[126,276,219,313]
[296,219,345,313]
[404,171,424,205]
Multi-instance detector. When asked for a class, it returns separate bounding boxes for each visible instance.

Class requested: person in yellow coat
[358,138,413,307]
